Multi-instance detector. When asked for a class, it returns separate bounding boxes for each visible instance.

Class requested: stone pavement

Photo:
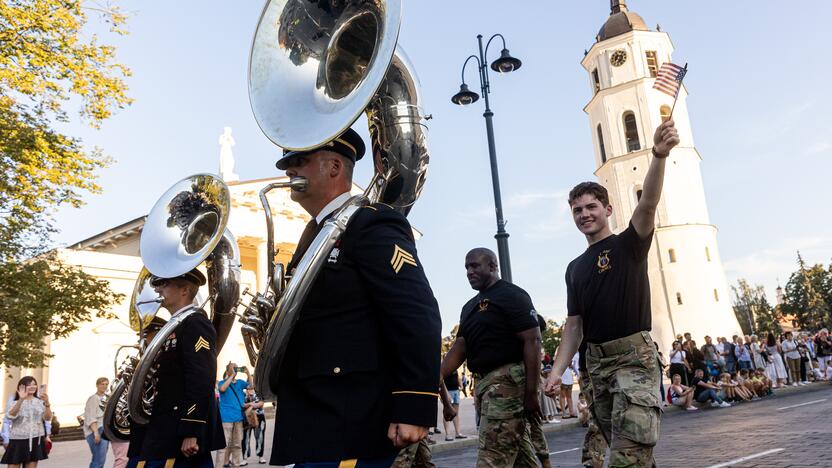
[434,382,832,467]
[24,383,831,467]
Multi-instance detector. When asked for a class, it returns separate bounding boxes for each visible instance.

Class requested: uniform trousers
[474,363,536,468]
[587,332,661,468]
[391,438,435,468]
[578,370,607,468]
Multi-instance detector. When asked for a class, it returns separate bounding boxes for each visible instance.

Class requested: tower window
[592,68,600,94]
[660,105,671,123]
[623,111,641,152]
[676,292,683,305]
[597,124,607,163]
[714,289,720,302]
[645,51,658,78]
[668,249,676,263]
[636,189,643,201]
[705,246,711,262]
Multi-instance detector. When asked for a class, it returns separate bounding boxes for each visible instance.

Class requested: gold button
[333,367,341,374]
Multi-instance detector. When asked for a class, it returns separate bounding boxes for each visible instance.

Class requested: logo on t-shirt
[597,249,612,273]
[478,299,490,312]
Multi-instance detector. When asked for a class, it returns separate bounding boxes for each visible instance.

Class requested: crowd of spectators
[663,328,832,411]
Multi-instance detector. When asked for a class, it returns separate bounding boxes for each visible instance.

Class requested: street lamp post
[452,34,522,283]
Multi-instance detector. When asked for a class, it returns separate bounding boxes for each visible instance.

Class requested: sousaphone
[101,174,241,434]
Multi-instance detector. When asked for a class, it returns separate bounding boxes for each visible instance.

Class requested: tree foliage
[731,278,781,337]
[0,1,130,367]
[541,318,562,357]
[0,253,121,367]
[781,252,832,331]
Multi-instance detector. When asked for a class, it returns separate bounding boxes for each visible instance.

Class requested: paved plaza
[28,384,830,467]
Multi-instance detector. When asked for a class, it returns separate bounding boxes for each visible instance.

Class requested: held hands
[442,402,458,422]
[181,437,199,457]
[652,118,680,158]
[387,423,427,448]
[543,374,562,398]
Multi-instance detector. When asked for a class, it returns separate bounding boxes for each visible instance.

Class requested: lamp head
[451,83,480,105]
[491,49,522,73]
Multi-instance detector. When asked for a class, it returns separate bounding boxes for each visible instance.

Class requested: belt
[587,331,653,358]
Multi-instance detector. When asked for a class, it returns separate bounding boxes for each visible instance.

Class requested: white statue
[219,126,239,182]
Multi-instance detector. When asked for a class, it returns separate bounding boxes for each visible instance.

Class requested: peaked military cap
[149,268,206,287]
[275,127,366,170]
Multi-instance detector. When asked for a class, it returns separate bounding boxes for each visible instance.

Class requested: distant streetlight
[451,33,522,283]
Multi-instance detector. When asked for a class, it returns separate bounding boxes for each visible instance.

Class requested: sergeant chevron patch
[194,336,210,353]
[391,244,417,273]
[187,404,196,415]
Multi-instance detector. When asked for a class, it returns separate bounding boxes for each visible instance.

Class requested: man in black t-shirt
[441,247,541,467]
[545,119,679,468]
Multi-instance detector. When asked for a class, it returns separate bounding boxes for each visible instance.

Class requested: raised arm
[631,119,679,237]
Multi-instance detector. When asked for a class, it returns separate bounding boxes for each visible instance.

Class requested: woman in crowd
[668,374,698,411]
[737,369,764,398]
[781,331,802,386]
[669,341,691,385]
[750,335,767,370]
[796,335,811,384]
[765,332,788,388]
[558,351,577,419]
[1,376,51,467]
[718,373,753,402]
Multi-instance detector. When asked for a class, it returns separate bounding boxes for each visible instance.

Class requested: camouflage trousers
[578,370,608,468]
[586,331,662,468]
[391,437,435,468]
[474,363,537,468]
[528,389,550,466]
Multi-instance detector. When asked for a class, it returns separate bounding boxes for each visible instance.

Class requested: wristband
[651,147,669,159]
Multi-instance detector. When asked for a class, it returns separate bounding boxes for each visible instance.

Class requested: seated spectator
[668,374,698,411]
[737,369,763,399]
[690,369,731,408]
[718,373,752,402]
[752,368,773,395]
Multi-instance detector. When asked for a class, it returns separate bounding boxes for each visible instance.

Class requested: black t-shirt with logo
[457,280,539,375]
[566,223,653,344]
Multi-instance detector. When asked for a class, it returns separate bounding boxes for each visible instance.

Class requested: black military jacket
[133,307,225,460]
[271,203,442,465]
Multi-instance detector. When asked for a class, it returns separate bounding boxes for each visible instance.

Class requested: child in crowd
[753,368,773,395]
[577,393,589,427]
[737,369,763,399]
[718,373,753,402]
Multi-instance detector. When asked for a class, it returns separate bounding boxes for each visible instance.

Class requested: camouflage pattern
[578,370,607,468]
[586,331,662,468]
[474,363,537,468]
[528,389,550,467]
[391,437,436,468]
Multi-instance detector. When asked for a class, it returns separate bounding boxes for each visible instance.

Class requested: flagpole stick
[668,63,688,119]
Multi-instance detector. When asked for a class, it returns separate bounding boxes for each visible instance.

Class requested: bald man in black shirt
[441,247,541,467]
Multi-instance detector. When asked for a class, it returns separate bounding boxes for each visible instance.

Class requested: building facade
[581,1,742,352]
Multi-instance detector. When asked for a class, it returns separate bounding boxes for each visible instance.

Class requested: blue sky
[53,1,832,332]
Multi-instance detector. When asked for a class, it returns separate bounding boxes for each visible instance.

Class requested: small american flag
[653,62,687,98]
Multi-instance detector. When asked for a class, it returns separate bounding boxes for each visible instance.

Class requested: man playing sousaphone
[269,128,442,466]
[126,269,225,468]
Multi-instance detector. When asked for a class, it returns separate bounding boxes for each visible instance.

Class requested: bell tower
[581,1,741,351]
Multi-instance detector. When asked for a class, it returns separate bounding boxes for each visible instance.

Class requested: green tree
[0,1,130,367]
[781,252,831,331]
[731,278,781,336]
[541,319,562,357]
